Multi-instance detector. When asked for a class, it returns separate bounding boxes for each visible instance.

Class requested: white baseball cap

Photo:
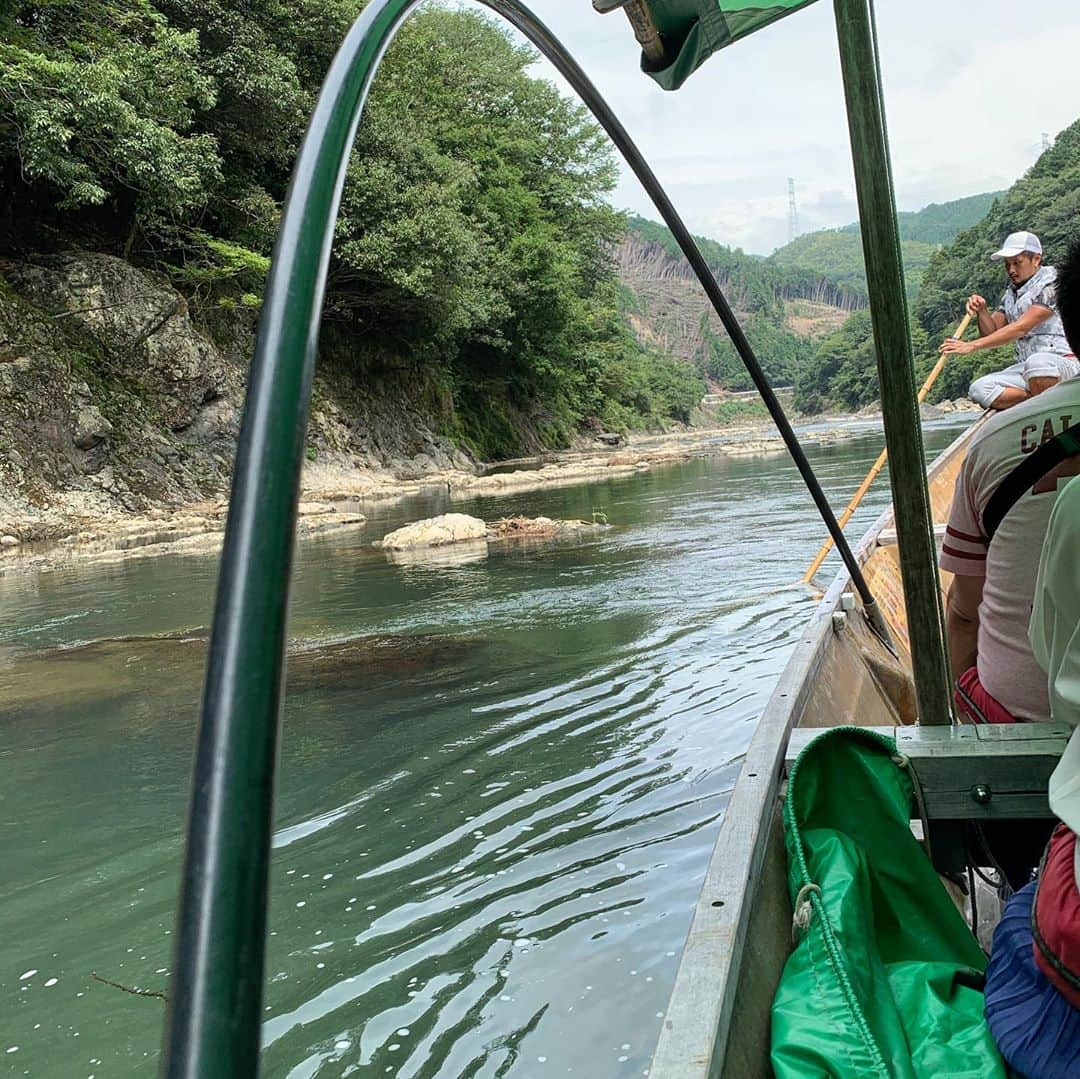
[990,231,1042,260]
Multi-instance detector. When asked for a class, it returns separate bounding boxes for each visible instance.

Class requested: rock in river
[376,513,488,550]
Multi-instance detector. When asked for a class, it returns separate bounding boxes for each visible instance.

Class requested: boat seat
[785,722,1069,820]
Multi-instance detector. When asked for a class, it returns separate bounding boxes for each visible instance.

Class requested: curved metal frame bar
[162,2,881,1073]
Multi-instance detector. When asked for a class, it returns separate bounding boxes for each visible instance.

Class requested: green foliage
[771,190,1002,302]
[621,214,836,394]
[1,1,220,220]
[770,230,933,301]
[889,192,1004,245]
[915,119,1080,400]
[169,232,270,299]
[706,398,769,424]
[587,283,705,432]
[793,312,932,414]
[697,311,811,390]
[795,310,876,413]
[2,1,696,453]
[627,213,864,314]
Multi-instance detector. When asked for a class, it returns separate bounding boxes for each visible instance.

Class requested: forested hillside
[793,124,1078,412]
[618,215,858,393]
[880,192,1004,245]
[619,187,1002,403]
[770,231,935,301]
[770,191,1002,303]
[627,215,866,312]
[0,0,702,477]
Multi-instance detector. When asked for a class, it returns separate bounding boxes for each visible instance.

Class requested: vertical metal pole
[832,0,953,725]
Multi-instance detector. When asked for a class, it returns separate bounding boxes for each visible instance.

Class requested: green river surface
[0,418,971,1078]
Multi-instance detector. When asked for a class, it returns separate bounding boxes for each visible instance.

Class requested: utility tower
[787,178,798,243]
[1042,132,1051,152]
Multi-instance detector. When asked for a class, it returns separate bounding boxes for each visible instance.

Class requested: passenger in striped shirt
[941,241,1080,724]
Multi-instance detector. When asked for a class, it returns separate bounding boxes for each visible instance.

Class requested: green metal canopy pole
[832,0,953,726]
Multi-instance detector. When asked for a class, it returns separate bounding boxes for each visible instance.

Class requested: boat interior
[652,419,1071,1077]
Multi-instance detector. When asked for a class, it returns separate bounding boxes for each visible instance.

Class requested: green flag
[639,1,819,90]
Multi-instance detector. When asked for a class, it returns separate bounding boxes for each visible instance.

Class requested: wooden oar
[801,312,973,585]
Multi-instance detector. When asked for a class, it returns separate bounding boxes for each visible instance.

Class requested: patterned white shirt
[999,264,1071,363]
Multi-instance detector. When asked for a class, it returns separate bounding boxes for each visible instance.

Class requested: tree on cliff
[0,1,701,454]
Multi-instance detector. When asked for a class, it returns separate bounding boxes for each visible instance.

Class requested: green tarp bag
[639,1,819,90]
[770,728,1006,1078]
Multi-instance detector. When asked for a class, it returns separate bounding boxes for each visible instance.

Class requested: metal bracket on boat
[832,591,856,633]
[591,0,666,65]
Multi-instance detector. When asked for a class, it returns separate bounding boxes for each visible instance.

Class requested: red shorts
[954,666,1019,725]
[1033,825,1080,1009]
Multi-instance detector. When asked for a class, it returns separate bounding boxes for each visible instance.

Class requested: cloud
[474,0,1080,254]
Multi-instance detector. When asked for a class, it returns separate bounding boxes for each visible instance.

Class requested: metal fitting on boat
[832,611,848,633]
[970,783,992,805]
[840,592,856,612]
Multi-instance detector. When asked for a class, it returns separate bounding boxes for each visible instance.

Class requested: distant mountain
[770,230,931,301]
[842,191,1004,245]
[615,187,1004,398]
[617,216,859,391]
[769,190,1004,301]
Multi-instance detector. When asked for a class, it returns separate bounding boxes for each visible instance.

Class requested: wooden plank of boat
[650,419,980,1079]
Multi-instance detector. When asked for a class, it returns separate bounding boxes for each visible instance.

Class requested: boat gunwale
[649,417,981,1078]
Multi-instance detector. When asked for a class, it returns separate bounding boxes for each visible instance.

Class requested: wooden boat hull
[651,421,977,1078]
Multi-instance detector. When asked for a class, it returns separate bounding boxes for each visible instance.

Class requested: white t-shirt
[940,379,1080,719]
[1029,475,1080,831]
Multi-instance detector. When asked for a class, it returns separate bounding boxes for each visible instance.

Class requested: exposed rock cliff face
[0,252,474,539]
[1,255,238,520]
[615,234,734,364]
[615,233,851,364]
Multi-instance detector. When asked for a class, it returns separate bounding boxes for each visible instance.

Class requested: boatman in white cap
[940,230,1080,409]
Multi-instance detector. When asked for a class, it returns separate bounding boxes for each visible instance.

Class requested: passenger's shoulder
[1055,473,1080,514]
[967,382,1080,458]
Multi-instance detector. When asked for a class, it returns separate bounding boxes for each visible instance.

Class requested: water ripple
[0,423,972,1076]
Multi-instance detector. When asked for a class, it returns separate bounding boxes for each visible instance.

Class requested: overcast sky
[465,0,1080,255]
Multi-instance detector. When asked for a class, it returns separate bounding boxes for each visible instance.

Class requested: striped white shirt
[941,379,1080,719]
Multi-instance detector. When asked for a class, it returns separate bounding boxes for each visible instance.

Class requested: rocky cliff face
[615,233,851,365]
[0,253,473,539]
[1,255,238,517]
[615,234,733,364]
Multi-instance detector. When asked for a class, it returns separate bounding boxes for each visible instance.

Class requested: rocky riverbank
[0,411,977,577]
[0,251,980,577]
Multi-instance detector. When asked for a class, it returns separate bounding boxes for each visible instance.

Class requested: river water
[0,420,969,1078]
